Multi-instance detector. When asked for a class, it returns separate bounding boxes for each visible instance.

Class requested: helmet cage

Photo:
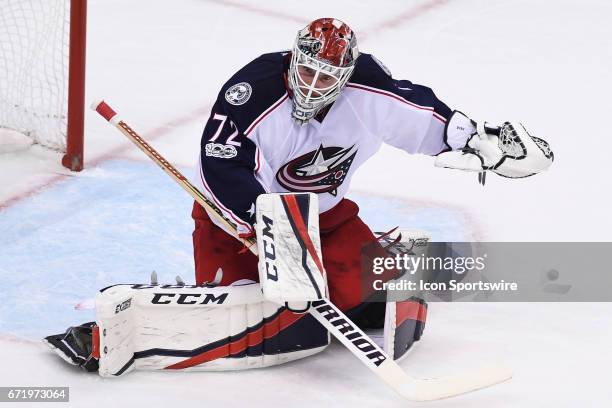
[289,41,355,124]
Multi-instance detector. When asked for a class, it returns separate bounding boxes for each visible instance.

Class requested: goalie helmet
[288,18,360,125]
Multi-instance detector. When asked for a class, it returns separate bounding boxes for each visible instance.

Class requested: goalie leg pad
[93,282,329,377]
[384,298,428,362]
[378,228,430,361]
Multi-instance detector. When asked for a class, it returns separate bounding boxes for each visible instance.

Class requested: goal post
[0,0,87,171]
[63,0,87,171]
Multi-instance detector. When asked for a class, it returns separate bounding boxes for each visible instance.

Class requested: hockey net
[0,0,86,171]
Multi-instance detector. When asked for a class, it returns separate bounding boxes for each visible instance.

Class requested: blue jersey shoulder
[350,53,452,119]
[217,52,289,133]
[350,53,395,85]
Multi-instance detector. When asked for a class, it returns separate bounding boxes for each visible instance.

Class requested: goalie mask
[288,18,360,125]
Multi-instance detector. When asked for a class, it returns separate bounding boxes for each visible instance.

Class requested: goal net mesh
[0,0,69,152]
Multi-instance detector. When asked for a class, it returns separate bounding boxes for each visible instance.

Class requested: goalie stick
[91,99,512,401]
[90,100,256,251]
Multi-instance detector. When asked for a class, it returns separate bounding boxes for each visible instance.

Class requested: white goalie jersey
[192,52,472,237]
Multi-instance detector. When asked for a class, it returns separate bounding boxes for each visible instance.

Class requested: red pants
[192,198,392,312]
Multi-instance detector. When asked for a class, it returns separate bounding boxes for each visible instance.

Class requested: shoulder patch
[225,82,252,106]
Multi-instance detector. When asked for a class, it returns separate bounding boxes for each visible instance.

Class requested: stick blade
[407,363,513,401]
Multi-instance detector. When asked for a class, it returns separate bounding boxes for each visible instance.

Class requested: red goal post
[0,0,87,171]
[63,0,87,171]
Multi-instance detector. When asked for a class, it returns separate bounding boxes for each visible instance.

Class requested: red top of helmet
[298,18,358,67]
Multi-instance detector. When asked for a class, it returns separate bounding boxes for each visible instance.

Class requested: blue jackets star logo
[276,144,358,196]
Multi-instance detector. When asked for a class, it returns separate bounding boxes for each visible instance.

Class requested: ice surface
[1,0,611,406]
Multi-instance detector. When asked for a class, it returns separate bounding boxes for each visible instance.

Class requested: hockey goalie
[46,17,550,389]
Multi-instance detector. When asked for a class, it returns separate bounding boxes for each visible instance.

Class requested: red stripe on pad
[165,309,304,369]
[281,195,326,277]
[395,300,427,328]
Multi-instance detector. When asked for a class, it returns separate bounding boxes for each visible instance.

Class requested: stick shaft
[92,100,256,251]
